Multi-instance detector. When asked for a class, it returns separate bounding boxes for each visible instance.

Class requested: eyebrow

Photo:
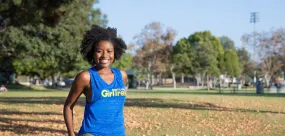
[94,48,114,51]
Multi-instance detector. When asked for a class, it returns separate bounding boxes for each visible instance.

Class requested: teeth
[100,59,109,63]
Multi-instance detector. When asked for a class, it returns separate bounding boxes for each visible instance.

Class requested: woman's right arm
[63,71,90,136]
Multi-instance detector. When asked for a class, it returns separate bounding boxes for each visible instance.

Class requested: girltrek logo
[101,89,126,97]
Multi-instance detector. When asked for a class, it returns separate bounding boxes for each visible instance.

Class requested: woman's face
[93,40,115,68]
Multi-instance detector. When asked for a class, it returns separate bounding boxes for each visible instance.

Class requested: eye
[96,50,102,53]
[107,50,113,53]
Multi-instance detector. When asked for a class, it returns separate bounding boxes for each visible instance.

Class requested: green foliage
[0,0,74,28]
[13,0,22,6]
[0,0,108,78]
[188,31,223,76]
[224,50,241,76]
[172,38,193,74]
[219,36,242,77]
[112,53,133,70]
[219,36,237,74]
[219,36,236,51]
[172,31,224,77]
[237,48,250,64]
[237,47,251,75]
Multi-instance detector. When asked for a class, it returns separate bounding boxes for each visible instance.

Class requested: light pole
[250,12,260,55]
[250,12,259,83]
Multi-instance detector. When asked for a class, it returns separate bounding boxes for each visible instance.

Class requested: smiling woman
[63,25,128,136]
[93,41,115,68]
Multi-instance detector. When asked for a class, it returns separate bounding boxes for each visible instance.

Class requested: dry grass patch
[0,89,285,136]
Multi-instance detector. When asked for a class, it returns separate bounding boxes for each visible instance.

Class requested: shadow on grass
[0,96,284,135]
[5,83,69,92]
[0,109,62,115]
[129,90,285,97]
[0,116,64,123]
[0,110,66,135]
[0,97,67,105]
[0,123,66,135]
[125,98,285,114]
[5,83,32,90]
[1,96,284,115]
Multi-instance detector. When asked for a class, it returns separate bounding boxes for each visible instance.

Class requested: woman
[63,25,128,136]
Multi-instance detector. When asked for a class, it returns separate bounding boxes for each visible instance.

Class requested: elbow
[63,103,74,113]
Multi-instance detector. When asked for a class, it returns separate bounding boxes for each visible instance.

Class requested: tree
[0,0,108,83]
[0,0,74,31]
[219,36,236,74]
[224,50,241,77]
[172,38,193,86]
[219,36,236,51]
[188,31,223,90]
[242,28,285,86]
[220,36,241,80]
[237,47,251,84]
[155,45,173,87]
[112,53,133,70]
[133,22,176,89]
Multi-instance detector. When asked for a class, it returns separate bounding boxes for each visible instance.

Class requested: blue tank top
[78,67,126,136]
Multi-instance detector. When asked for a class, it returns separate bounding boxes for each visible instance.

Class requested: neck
[95,66,112,74]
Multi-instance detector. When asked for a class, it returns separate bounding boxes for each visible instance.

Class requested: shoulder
[112,68,127,78]
[120,70,127,78]
[74,70,90,85]
[118,69,128,85]
[67,70,90,99]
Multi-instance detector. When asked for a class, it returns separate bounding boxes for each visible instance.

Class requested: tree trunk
[149,73,153,89]
[52,74,56,88]
[29,76,32,89]
[264,73,271,87]
[158,72,162,85]
[146,73,150,90]
[181,73,184,84]
[171,65,176,89]
[201,75,205,87]
[240,75,245,86]
[207,74,210,91]
[146,61,152,90]
[213,77,216,88]
[200,73,206,88]
[172,72,176,89]
[195,74,201,87]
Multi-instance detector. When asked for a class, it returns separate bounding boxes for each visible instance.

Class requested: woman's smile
[94,40,115,67]
[99,58,110,64]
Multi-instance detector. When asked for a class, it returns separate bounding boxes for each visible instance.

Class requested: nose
[102,51,108,57]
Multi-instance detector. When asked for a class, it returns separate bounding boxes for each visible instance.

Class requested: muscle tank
[78,67,126,136]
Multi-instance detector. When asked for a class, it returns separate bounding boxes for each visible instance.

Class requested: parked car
[43,80,53,87]
[64,78,74,87]
[56,81,66,87]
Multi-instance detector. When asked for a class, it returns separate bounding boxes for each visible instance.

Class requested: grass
[0,87,285,136]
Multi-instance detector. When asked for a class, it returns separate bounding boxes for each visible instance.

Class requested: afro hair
[80,25,127,65]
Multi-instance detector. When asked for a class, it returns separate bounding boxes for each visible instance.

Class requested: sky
[94,0,285,52]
